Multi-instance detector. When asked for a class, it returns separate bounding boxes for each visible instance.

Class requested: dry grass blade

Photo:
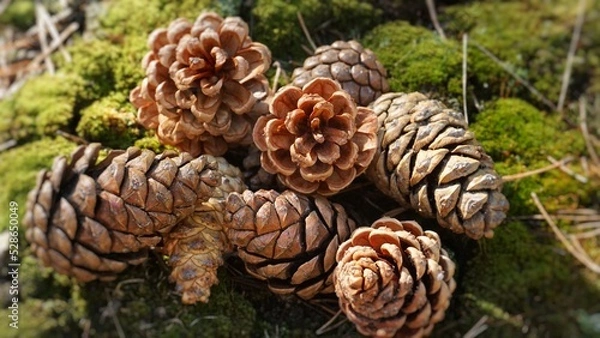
[462,33,469,124]
[579,97,600,166]
[463,315,489,338]
[315,309,347,335]
[502,156,573,182]
[426,0,447,41]
[27,21,78,71]
[531,192,600,274]
[36,2,71,63]
[297,11,316,53]
[557,0,587,113]
[547,155,588,183]
[473,42,557,111]
[35,3,55,74]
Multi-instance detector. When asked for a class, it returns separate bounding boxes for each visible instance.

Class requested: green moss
[76,93,141,149]
[0,0,35,30]
[362,21,463,99]
[134,134,170,153]
[470,98,595,214]
[0,138,77,230]
[0,73,84,142]
[452,221,600,337]
[441,1,588,106]
[252,0,382,62]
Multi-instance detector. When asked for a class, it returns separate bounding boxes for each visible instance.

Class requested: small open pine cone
[292,40,389,106]
[367,92,509,239]
[130,12,271,156]
[24,143,222,282]
[252,77,378,195]
[224,189,357,300]
[334,217,457,338]
[163,157,246,304]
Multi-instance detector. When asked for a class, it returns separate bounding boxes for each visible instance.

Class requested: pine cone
[163,157,247,304]
[24,143,222,282]
[334,217,456,338]
[129,12,272,156]
[252,77,378,195]
[224,189,357,300]
[291,40,389,106]
[366,92,509,239]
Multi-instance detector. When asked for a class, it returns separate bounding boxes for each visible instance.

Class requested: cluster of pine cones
[24,11,509,337]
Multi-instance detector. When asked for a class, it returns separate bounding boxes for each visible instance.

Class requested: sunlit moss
[76,93,141,149]
[362,21,463,99]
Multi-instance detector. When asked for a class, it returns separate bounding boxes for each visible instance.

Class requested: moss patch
[362,21,463,100]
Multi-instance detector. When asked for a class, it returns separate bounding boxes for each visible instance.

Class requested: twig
[35,2,55,74]
[502,156,573,182]
[531,192,600,274]
[557,0,587,113]
[547,156,588,183]
[271,60,282,93]
[570,227,600,239]
[0,0,12,16]
[579,97,600,165]
[463,315,489,338]
[56,129,89,145]
[27,21,79,71]
[0,139,17,152]
[315,310,347,335]
[425,0,446,41]
[36,2,71,63]
[581,156,590,177]
[473,42,557,111]
[462,33,469,124]
[297,12,316,53]
[573,222,600,231]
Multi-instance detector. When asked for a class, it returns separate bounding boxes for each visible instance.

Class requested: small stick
[531,192,600,274]
[463,315,489,338]
[425,0,446,41]
[579,97,600,165]
[35,3,55,74]
[570,227,600,239]
[462,33,469,124]
[502,156,573,182]
[557,0,587,113]
[581,156,590,177]
[573,222,600,231]
[547,155,588,183]
[297,12,316,53]
[473,42,557,111]
[27,22,79,71]
[271,60,282,93]
[56,129,89,145]
[36,2,71,63]
[315,310,347,335]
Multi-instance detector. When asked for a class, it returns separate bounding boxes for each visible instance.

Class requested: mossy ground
[1,0,599,337]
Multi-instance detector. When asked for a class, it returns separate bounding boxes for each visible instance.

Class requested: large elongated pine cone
[224,189,357,300]
[24,143,222,282]
[334,217,456,338]
[163,157,246,304]
[129,12,271,156]
[292,40,389,106]
[366,92,509,239]
[252,77,378,195]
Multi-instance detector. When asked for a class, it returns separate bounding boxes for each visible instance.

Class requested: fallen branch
[531,192,600,274]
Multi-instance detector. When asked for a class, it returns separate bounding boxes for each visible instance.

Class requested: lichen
[361,21,463,99]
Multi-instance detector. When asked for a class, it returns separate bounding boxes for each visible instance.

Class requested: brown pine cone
[334,217,457,338]
[252,77,378,195]
[291,40,389,106]
[24,143,222,282]
[366,92,509,239]
[129,12,272,156]
[224,189,357,300]
[163,157,246,304]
